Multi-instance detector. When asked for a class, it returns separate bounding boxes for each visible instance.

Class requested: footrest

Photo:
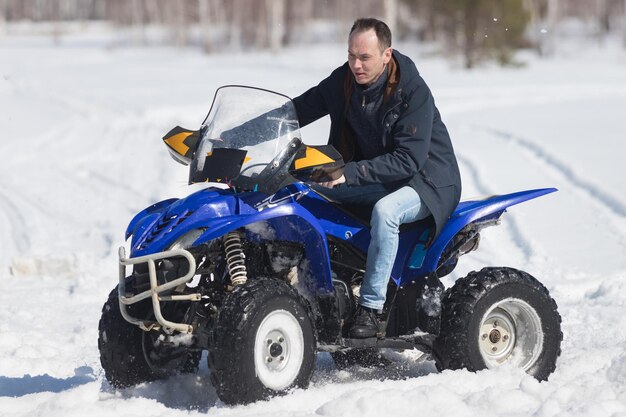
[342,335,432,350]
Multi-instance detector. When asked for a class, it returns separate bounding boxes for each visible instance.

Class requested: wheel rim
[478,298,543,371]
[254,309,304,391]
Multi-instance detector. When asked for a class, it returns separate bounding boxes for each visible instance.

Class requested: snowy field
[1,27,625,416]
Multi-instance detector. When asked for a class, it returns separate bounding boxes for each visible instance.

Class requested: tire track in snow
[59,166,152,207]
[470,125,626,257]
[441,84,626,117]
[474,125,626,221]
[456,154,534,262]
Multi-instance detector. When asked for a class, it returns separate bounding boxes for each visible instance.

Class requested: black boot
[349,305,387,339]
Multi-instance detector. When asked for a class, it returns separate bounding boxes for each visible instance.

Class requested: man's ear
[383,47,393,64]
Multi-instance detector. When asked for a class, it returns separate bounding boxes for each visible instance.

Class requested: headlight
[169,228,206,250]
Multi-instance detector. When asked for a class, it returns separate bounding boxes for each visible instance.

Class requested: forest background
[2,0,626,68]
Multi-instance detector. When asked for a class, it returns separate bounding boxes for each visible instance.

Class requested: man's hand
[318,174,346,188]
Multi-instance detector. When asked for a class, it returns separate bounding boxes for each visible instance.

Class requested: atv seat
[313,187,435,234]
[339,202,434,233]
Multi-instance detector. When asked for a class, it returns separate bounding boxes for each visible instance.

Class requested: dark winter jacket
[292,50,462,238]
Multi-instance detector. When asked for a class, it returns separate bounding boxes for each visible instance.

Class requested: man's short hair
[349,18,392,52]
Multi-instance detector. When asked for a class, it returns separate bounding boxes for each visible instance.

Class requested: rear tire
[98,287,201,388]
[433,267,562,381]
[208,278,316,405]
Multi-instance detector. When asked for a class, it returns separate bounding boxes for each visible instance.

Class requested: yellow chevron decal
[164,131,193,156]
[294,147,334,170]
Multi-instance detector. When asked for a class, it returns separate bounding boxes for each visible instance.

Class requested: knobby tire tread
[433,267,562,380]
[98,287,200,388]
[208,277,317,405]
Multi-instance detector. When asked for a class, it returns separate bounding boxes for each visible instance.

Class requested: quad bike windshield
[189,86,301,188]
[163,85,344,193]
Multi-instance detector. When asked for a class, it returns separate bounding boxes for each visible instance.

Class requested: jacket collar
[383,54,400,104]
[344,54,401,108]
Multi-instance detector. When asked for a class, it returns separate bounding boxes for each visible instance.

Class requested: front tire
[208,278,316,405]
[433,267,562,381]
[98,287,201,388]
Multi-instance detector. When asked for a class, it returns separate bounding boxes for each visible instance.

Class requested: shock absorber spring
[224,231,247,286]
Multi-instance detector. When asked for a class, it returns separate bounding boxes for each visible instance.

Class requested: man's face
[348,29,392,86]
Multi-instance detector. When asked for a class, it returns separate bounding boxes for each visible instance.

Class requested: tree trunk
[623,0,626,47]
[52,0,62,45]
[338,0,352,39]
[462,1,480,69]
[595,0,610,41]
[199,0,213,52]
[266,0,285,53]
[145,0,161,24]
[420,0,438,42]
[131,0,145,45]
[384,0,397,36]
[255,1,268,49]
[229,0,243,49]
[525,0,541,54]
[174,1,187,47]
[0,0,6,37]
[284,0,312,45]
[543,0,559,56]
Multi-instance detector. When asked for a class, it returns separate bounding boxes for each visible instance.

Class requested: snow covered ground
[0,28,625,416]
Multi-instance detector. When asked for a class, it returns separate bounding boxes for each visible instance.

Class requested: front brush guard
[118,246,199,334]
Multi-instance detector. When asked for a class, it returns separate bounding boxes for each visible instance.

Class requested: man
[292,18,462,338]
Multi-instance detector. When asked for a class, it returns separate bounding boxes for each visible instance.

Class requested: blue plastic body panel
[401,188,558,283]
[125,198,178,241]
[125,184,556,295]
[127,186,334,292]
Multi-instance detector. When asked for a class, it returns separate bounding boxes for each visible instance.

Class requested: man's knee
[371,198,402,229]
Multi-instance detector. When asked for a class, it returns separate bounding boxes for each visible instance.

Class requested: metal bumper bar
[118,246,199,334]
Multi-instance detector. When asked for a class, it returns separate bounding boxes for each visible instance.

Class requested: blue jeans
[312,184,430,311]
[360,186,430,310]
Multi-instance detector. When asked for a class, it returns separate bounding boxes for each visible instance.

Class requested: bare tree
[0,0,6,36]
[199,0,213,52]
[526,0,558,56]
[595,0,610,42]
[16,0,626,56]
[544,0,559,55]
[284,0,313,45]
[131,0,145,45]
[144,0,162,25]
[384,0,398,35]
[266,0,285,52]
[167,1,188,47]
[198,0,231,51]
[622,0,626,48]
[228,0,244,49]
[337,0,353,38]
[411,0,439,42]
[254,1,268,49]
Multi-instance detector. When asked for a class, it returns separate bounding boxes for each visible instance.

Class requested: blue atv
[98,86,562,405]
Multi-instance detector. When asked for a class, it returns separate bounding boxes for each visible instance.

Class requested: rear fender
[193,202,333,292]
[419,188,557,274]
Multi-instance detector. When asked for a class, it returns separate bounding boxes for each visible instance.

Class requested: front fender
[194,202,333,291]
[125,198,179,240]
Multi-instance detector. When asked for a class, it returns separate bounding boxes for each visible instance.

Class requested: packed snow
[0,27,625,417]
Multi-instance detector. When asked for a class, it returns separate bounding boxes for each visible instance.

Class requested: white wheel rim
[478,298,543,371]
[254,309,304,391]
